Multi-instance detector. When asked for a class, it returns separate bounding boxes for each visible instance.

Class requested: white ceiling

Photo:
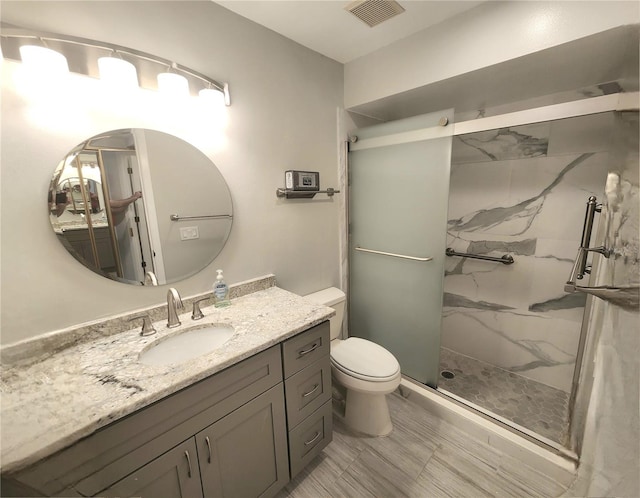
[214,0,484,63]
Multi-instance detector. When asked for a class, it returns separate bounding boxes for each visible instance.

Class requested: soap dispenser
[213,269,230,308]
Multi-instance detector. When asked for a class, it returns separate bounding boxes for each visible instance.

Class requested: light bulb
[198,88,226,107]
[157,72,189,98]
[19,45,69,77]
[98,57,138,89]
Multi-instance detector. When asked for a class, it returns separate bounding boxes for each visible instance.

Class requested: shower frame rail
[446,247,514,265]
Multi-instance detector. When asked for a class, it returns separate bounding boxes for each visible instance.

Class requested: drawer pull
[184,450,193,478]
[302,383,320,398]
[298,342,319,356]
[304,431,321,446]
[205,436,212,463]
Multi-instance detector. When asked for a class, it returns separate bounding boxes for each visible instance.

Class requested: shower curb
[398,377,577,487]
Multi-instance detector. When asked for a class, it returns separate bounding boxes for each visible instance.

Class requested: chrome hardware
[574,196,604,280]
[298,343,319,356]
[205,436,212,463]
[184,450,192,478]
[167,288,184,328]
[582,246,612,258]
[170,213,232,221]
[144,271,158,286]
[191,297,209,320]
[563,195,635,308]
[355,246,433,262]
[446,247,514,265]
[127,314,156,336]
[438,116,449,126]
[302,384,320,398]
[304,431,321,446]
[276,187,341,199]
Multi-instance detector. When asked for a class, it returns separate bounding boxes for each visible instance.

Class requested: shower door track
[349,92,639,152]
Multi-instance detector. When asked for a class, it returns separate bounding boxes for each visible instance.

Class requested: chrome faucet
[167,288,184,328]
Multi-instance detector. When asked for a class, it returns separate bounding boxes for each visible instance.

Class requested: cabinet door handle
[299,342,319,356]
[184,450,192,478]
[304,431,321,446]
[302,383,320,398]
[205,436,212,463]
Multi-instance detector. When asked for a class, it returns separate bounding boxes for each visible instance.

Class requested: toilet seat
[331,337,400,382]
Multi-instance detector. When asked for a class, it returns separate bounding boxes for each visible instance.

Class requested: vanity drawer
[284,356,331,428]
[282,321,330,378]
[288,400,333,479]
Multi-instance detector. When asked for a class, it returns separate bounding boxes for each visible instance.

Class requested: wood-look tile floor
[277,392,569,498]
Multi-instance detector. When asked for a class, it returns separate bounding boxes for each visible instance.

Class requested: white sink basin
[139,324,235,366]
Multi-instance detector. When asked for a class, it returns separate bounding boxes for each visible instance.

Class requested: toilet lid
[331,337,400,381]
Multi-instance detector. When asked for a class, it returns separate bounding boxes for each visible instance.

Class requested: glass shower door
[349,110,453,387]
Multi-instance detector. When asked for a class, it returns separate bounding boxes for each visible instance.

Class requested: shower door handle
[354,246,433,262]
[571,196,602,281]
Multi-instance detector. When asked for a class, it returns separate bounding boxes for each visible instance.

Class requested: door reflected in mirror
[48,129,233,286]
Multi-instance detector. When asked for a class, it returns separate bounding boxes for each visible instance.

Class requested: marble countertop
[0,285,334,474]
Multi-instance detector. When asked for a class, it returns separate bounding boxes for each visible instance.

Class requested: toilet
[305,287,401,436]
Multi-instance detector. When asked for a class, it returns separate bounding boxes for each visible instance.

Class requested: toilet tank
[304,287,345,340]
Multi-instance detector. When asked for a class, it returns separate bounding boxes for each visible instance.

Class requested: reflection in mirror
[48,129,233,286]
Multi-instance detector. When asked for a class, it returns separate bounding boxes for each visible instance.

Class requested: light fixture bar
[0,27,230,104]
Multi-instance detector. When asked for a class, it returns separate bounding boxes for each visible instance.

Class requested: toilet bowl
[305,287,401,436]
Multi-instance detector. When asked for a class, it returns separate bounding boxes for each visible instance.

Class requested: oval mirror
[48,129,233,286]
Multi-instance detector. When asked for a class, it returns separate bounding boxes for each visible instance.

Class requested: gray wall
[1,1,344,345]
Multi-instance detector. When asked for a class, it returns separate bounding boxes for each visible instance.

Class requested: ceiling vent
[345,0,406,28]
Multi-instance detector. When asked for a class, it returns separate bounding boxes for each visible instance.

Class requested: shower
[347,96,637,451]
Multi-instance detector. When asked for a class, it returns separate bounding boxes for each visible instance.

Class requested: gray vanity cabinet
[195,385,289,498]
[4,322,333,498]
[101,438,204,498]
[281,322,333,478]
[103,386,288,498]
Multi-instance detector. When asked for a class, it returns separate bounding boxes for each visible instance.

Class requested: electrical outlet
[180,226,199,241]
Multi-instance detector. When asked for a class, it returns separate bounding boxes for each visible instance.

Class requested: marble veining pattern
[443,113,613,395]
[0,283,334,473]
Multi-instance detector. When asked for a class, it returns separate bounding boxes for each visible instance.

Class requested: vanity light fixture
[1,27,230,105]
[97,53,138,89]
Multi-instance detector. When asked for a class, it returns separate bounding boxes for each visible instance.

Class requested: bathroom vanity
[0,277,334,497]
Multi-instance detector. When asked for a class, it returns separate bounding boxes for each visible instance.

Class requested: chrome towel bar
[354,246,433,262]
[170,214,232,221]
[445,248,514,265]
[276,188,340,199]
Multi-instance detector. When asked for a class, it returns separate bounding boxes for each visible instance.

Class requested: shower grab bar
[170,213,232,221]
[445,248,514,265]
[354,246,433,262]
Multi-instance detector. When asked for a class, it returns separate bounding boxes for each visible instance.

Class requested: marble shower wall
[443,112,614,392]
